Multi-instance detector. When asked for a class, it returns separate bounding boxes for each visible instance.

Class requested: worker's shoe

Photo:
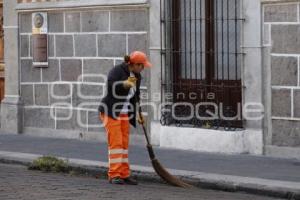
[109,177,124,185]
[123,177,138,185]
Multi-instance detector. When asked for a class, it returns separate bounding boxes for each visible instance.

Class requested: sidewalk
[0,133,299,199]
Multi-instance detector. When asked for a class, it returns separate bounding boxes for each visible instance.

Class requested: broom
[138,107,192,188]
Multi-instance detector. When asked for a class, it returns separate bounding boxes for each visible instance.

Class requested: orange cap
[129,51,152,68]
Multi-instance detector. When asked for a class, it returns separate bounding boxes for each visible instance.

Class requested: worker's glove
[123,77,137,89]
[137,112,145,125]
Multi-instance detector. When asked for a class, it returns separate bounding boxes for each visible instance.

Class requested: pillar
[1,0,23,134]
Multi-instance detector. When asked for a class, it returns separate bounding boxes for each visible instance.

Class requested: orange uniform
[100,113,131,179]
[98,51,151,181]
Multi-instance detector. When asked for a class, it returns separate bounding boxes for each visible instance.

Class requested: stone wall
[263,2,300,147]
[19,7,149,134]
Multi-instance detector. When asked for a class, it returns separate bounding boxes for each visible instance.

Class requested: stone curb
[0,151,299,200]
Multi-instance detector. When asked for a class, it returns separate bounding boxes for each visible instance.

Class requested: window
[161,0,244,130]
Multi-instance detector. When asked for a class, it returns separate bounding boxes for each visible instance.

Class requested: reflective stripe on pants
[100,113,130,179]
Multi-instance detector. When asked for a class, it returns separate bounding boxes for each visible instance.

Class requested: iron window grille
[160,0,245,130]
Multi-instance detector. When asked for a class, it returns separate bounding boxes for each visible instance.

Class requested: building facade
[1,0,300,159]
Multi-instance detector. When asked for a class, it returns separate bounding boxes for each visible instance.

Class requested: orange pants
[99,113,130,180]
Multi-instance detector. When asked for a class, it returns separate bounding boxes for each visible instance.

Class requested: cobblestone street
[0,163,284,200]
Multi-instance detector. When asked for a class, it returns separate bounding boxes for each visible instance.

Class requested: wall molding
[16,0,149,11]
[262,0,300,4]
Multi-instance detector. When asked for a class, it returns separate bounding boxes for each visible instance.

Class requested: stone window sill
[16,0,149,11]
[261,0,299,4]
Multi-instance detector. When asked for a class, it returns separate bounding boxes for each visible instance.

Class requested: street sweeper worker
[98,51,152,185]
